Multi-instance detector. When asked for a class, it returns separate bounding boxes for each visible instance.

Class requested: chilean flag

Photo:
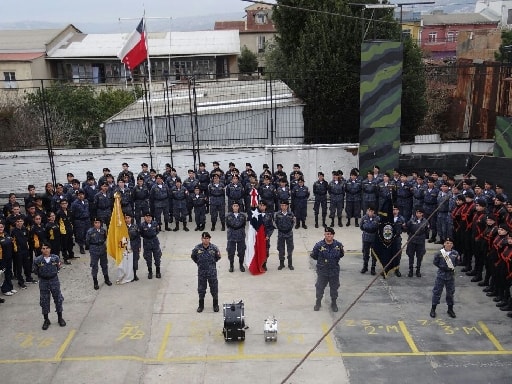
[245,209,267,275]
[118,18,147,71]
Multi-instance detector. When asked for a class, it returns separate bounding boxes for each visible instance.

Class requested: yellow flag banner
[107,192,129,266]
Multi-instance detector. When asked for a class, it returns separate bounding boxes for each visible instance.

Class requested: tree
[238,45,259,74]
[495,30,512,62]
[24,84,141,148]
[266,0,427,143]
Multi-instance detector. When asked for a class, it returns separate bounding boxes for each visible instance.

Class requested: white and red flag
[118,18,147,70]
[245,209,267,275]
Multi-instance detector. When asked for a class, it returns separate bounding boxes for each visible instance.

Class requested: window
[254,11,268,24]
[447,31,456,43]
[3,72,17,88]
[402,29,411,40]
[428,32,437,43]
[258,35,266,53]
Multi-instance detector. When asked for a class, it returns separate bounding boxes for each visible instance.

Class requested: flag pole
[143,15,159,172]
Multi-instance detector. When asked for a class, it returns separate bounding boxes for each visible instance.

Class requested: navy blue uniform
[360,214,380,269]
[94,191,113,228]
[192,192,208,229]
[139,220,162,269]
[361,178,378,214]
[0,233,15,294]
[396,181,413,221]
[329,179,346,222]
[191,242,221,299]
[56,208,74,261]
[313,179,329,223]
[345,178,362,220]
[291,184,309,222]
[405,217,429,273]
[12,225,33,284]
[311,239,344,301]
[432,248,460,306]
[423,187,439,239]
[171,185,188,224]
[132,184,150,223]
[226,182,245,212]
[71,198,90,249]
[127,222,141,272]
[275,210,295,266]
[150,184,170,228]
[32,254,63,315]
[208,183,226,227]
[259,183,276,214]
[226,212,247,267]
[85,226,108,279]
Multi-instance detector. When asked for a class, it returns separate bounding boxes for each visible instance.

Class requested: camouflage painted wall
[359,41,403,174]
[494,116,512,158]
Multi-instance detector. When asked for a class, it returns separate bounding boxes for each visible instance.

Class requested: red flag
[118,18,147,70]
[245,209,267,275]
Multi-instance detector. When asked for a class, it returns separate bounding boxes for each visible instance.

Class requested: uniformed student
[125,213,141,281]
[310,227,345,312]
[405,208,429,277]
[430,238,461,318]
[56,199,74,264]
[274,200,295,270]
[208,174,226,231]
[313,172,329,228]
[139,213,162,279]
[32,242,66,330]
[225,202,247,272]
[192,186,208,231]
[360,206,380,275]
[85,218,112,290]
[191,232,221,313]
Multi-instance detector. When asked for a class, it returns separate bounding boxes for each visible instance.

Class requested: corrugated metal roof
[48,30,241,59]
[423,13,498,26]
[0,29,64,51]
[106,79,303,123]
[0,52,45,61]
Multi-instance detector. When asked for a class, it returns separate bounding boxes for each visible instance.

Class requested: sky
[2,0,251,23]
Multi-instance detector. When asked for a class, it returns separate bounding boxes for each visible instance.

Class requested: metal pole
[40,80,57,187]
[164,75,174,167]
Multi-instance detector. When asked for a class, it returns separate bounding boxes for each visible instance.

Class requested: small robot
[264,316,278,342]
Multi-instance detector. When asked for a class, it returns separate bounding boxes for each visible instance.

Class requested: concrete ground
[1,206,511,384]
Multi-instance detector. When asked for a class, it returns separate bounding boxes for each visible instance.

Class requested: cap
[416,208,425,214]
[350,170,358,176]
[465,191,475,199]
[486,214,496,221]
[277,163,283,167]
[87,175,95,181]
[59,198,68,203]
[199,162,205,167]
[318,172,324,176]
[229,162,235,167]
[66,172,74,177]
[144,212,152,217]
[213,161,219,166]
[78,189,85,195]
[201,232,211,238]
[456,194,465,201]
[137,176,144,181]
[495,194,506,202]
[263,164,269,169]
[444,237,454,243]
[325,227,335,235]
[280,200,289,205]
[496,184,504,189]
[86,171,94,176]
[122,162,129,167]
[293,163,300,168]
[103,167,110,172]
[383,172,391,178]
[246,163,252,167]
[427,177,435,183]
[416,175,424,180]
[475,199,487,207]
[93,217,102,222]
[141,162,148,167]
[499,224,510,231]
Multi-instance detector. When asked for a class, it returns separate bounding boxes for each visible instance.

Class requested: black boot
[322,218,327,228]
[330,218,335,227]
[239,262,245,272]
[278,259,285,270]
[221,223,225,231]
[197,299,204,313]
[430,305,437,318]
[499,298,512,311]
[360,263,368,274]
[370,267,376,275]
[331,299,338,312]
[466,269,478,276]
[314,215,319,228]
[156,266,161,278]
[355,218,359,227]
[288,256,294,270]
[338,217,343,227]
[213,297,219,312]
[302,220,307,229]
[42,314,51,330]
[79,245,86,254]
[478,275,489,287]
[165,221,171,231]
[408,268,413,277]
[189,214,193,222]
[461,265,472,273]
[183,222,189,232]
[133,270,139,281]
[104,274,112,286]
[346,219,351,227]
[57,312,66,327]
[471,273,483,283]
[148,267,153,279]
[262,262,267,271]
[93,277,99,290]
[173,222,180,231]
[229,261,234,273]
[447,305,456,318]
[211,223,216,231]
[314,299,321,311]
[416,268,422,278]
[395,269,402,277]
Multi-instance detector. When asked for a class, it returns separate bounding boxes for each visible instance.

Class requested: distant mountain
[0,12,243,33]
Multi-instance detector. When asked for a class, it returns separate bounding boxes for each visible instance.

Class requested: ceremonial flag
[107,192,129,266]
[245,209,267,275]
[371,193,399,276]
[117,18,147,71]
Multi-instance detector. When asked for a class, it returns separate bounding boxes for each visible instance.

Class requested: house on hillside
[47,30,240,84]
[215,3,277,74]
[475,0,512,27]
[0,25,80,89]
[421,11,499,60]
